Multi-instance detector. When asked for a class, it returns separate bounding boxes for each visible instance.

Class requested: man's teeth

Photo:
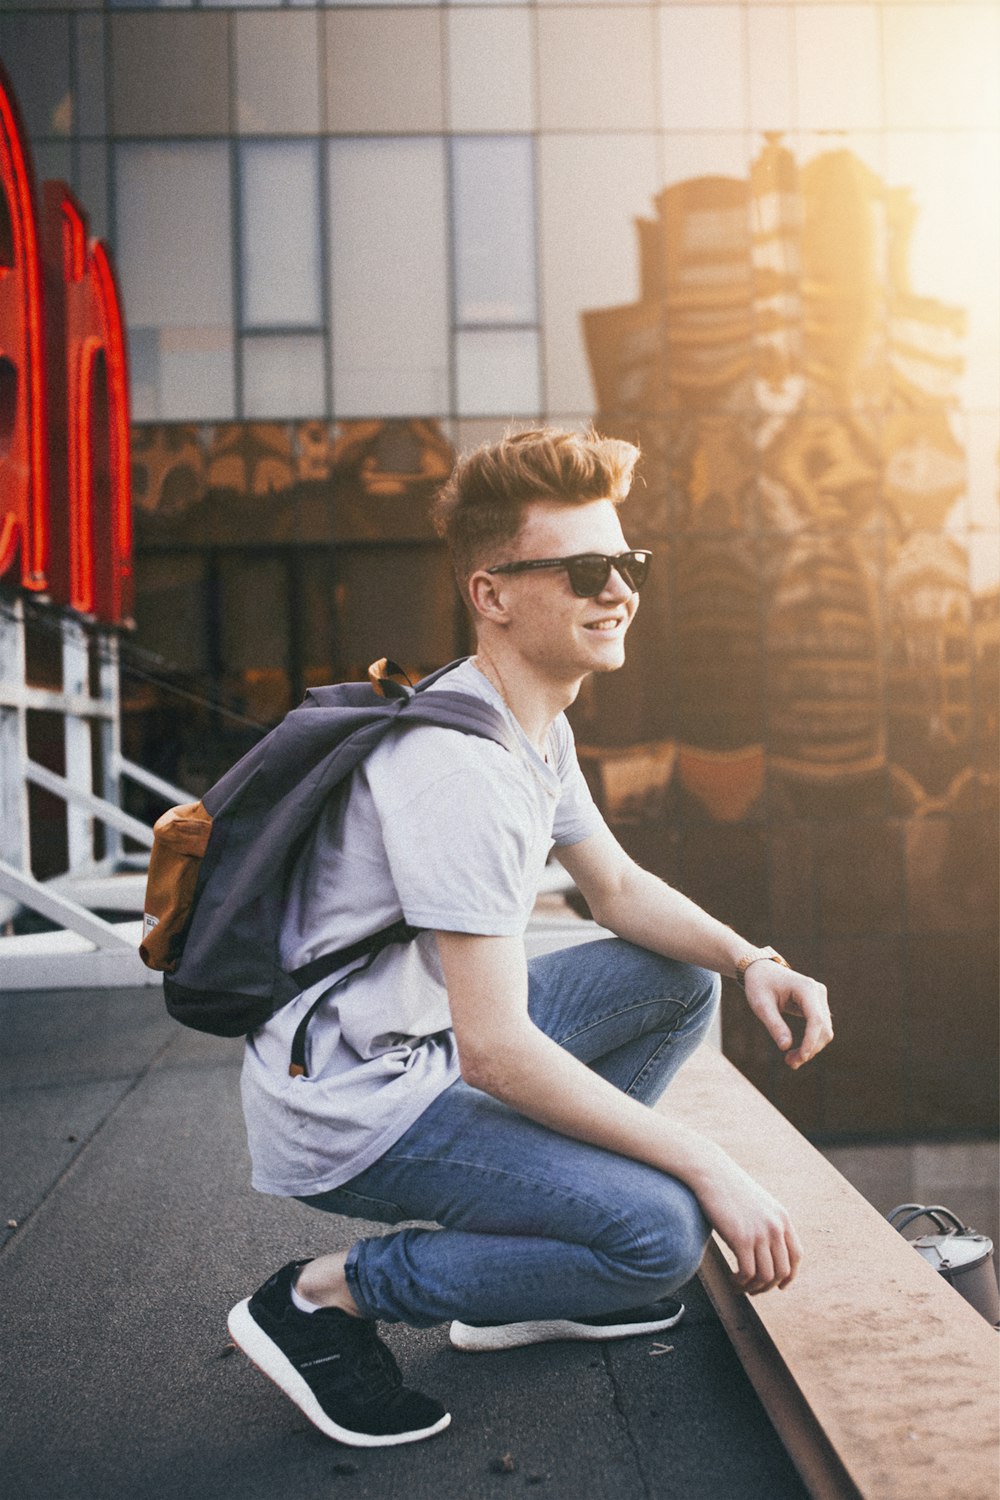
[586,619,620,630]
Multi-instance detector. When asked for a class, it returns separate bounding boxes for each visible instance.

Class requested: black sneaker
[228,1261,451,1447]
[449,1296,685,1352]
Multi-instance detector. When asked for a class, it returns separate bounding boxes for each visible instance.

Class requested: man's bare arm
[556,826,833,1070]
[435,930,802,1295]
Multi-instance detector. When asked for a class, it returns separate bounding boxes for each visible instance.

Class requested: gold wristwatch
[735,946,790,989]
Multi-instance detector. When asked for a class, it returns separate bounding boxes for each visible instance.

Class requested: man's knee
[615,1181,710,1294]
[645,952,721,1038]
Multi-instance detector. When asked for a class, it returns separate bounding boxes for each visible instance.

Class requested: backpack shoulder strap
[394,689,519,756]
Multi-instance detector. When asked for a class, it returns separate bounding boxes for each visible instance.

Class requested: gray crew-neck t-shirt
[240,660,604,1198]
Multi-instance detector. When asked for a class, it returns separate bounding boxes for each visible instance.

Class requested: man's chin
[588,642,628,673]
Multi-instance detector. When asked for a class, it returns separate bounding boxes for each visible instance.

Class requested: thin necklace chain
[471,651,556,794]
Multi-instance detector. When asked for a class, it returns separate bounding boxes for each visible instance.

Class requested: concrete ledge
[664,1047,999,1500]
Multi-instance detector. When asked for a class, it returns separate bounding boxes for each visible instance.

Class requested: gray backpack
[141,659,515,1075]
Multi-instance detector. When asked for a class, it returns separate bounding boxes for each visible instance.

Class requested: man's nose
[599,563,636,602]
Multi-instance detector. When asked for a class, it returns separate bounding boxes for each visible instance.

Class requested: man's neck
[471,644,582,755]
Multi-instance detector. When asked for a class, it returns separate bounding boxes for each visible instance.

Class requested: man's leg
[228,942,715,1438]
[526,937,719,1102]
[302,942,717,1329]
[332,1093,709,1328]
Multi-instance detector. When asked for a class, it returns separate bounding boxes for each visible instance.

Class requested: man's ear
[468,568,511,624]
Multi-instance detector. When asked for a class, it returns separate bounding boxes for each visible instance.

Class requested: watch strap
[735,946,790,989]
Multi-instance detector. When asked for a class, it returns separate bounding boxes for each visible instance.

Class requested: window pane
[116,142,232,326]
[795,6,882,131]
[0,17,72,138]
[239,141,322,329]
[110,14,229,136]
[447,9,534,133]
[452,136,536,326]
[884,4,1000,130]
[116,143,234,420]
[130,327,234,422]
[242,335,326,419]
[328,139,449,417]
[455,329,540,417]
[322,0,430,10]
[539,133,659,414]
[324,10,444,134]
[235,13,320,134]
[747,7,793,134]
[660,6,746,131]
[537,8,657,132]
[75,14,107,136]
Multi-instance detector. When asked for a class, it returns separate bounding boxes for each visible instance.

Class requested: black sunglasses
[486,549,652,599]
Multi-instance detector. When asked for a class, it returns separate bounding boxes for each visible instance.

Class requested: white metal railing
[0,597,191,985]
[115,754,191,810]
[24,759,155,848]
[0,597,130,876]
[0,859,137,953]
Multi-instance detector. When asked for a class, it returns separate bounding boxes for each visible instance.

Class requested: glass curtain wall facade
[1,1,997,1144]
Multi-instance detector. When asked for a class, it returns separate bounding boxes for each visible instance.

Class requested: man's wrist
[734,946,790,990]
[650,1122,731,1193]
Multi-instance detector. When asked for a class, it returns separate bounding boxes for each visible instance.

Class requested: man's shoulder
[370,711,514,789]
[374,661,511,773]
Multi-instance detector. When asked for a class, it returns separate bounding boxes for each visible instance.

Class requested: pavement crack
[601,1346,654,1500]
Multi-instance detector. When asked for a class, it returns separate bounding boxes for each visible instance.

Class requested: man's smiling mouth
[584,617,626,632]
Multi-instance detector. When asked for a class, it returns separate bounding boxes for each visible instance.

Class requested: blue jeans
[298,939,719,1327]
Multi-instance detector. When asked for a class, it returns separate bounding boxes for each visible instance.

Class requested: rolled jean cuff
[343,1240,379,1321]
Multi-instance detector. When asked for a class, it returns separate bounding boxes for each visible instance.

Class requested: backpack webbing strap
[287,918,423,1077]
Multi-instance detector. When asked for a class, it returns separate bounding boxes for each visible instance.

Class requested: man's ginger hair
[432,427,640,605]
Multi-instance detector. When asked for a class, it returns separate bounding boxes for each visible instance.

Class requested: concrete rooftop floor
[1,984,809,1500]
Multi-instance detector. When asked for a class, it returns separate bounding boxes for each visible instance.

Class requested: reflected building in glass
[1,1,996,1156]
[583,138,974,811]
[580,136,997,1137]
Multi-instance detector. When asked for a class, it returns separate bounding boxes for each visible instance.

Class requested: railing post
[99,629,123,865]
[61,614,95,871]
[0,597,31,878]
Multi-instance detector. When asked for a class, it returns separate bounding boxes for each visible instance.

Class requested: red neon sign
[0,65,48,594]
[0,61,132,626]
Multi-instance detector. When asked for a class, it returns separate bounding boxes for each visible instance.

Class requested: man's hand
[694,1157,802,1293]
[743,961,832,1069]
[556,833,833,1074]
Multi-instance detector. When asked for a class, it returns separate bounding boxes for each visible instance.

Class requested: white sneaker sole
[227,1299,451,1448]
[449,1302,685,1352]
